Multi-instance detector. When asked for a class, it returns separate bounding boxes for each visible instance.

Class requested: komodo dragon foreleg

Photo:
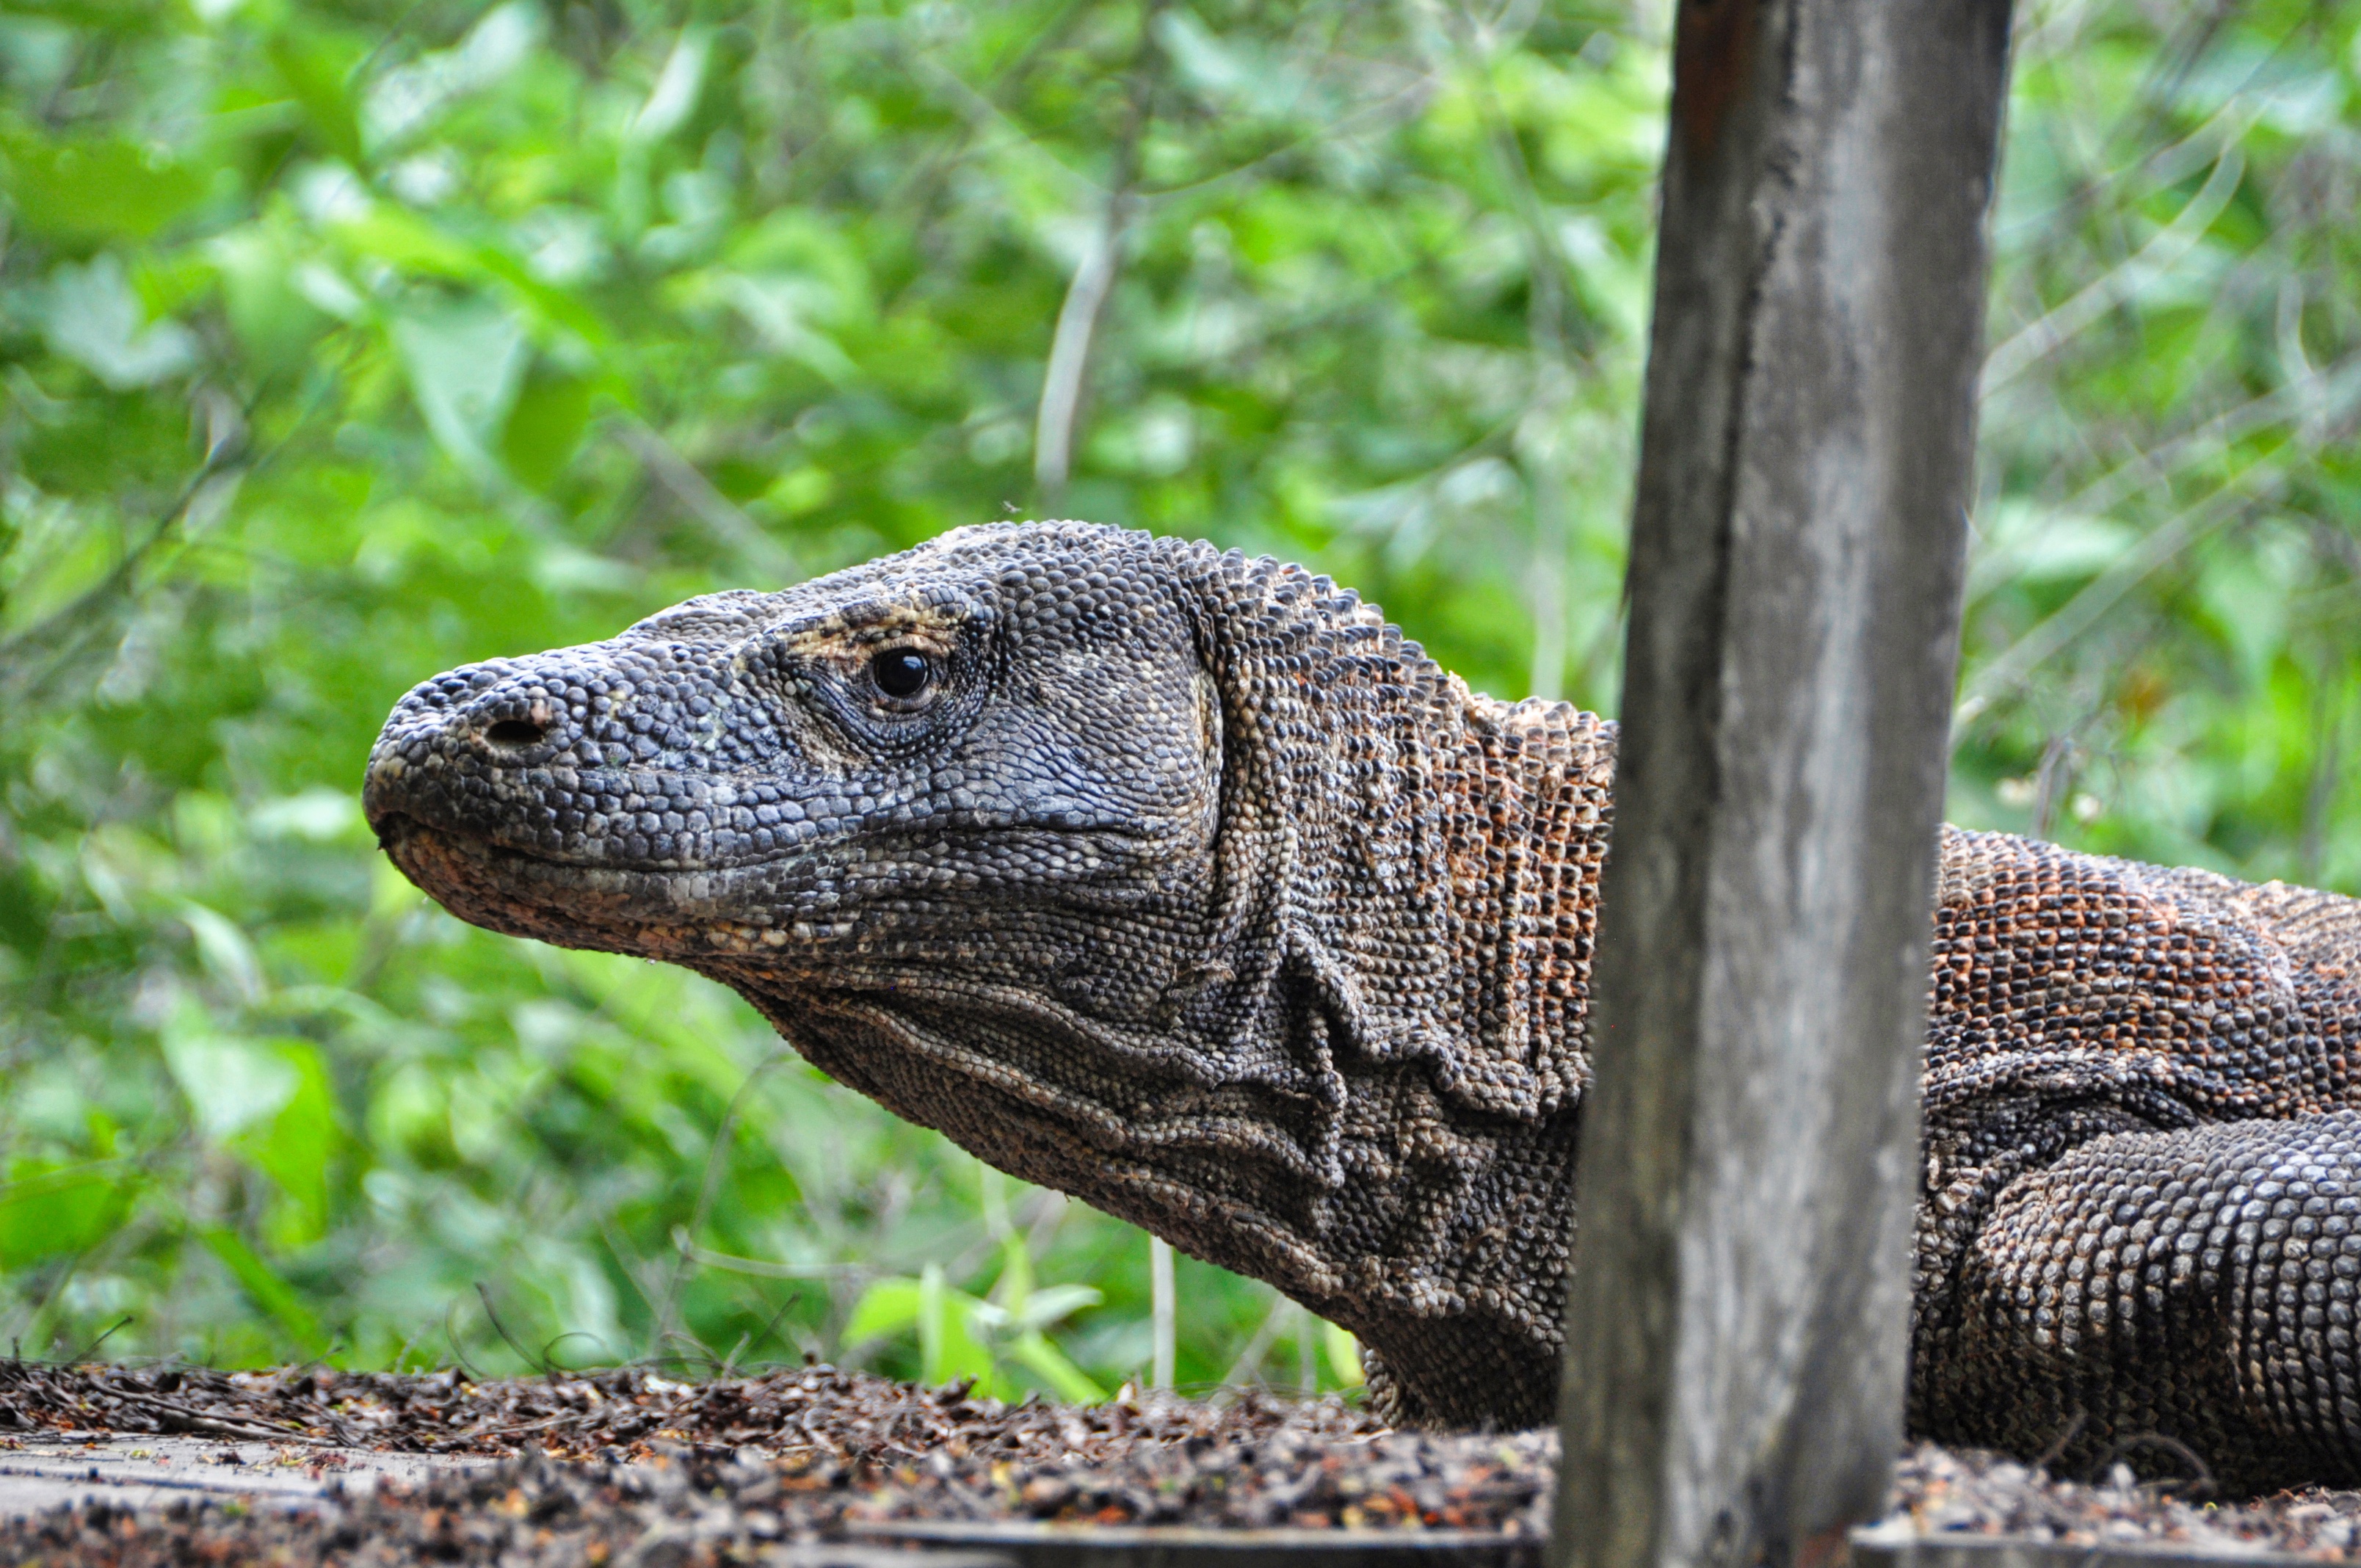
[1915,830,2361,1491]
[1923,1114,2361,1494]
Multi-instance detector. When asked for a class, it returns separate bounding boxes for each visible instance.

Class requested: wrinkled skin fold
[368,523,2361,1491]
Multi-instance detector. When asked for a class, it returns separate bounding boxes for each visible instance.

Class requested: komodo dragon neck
[715,538,1620,1429]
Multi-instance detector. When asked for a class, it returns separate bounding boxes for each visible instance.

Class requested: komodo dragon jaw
[365,522,1612,1431]
[369,521,2361,1492]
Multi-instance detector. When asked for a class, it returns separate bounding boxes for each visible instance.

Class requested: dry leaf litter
[5,1362,2361,1561]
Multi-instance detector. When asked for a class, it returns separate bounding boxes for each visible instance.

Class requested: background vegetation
[1,0,2356,1395]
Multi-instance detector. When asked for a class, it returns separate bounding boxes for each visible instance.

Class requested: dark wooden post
[1553,5,2014,1568]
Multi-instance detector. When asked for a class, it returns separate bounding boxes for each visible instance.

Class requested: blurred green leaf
[841,1276,922,1347]
[846,1243,1100,1401]
[391,298,529,477]
[0,1164,133,1270]
[1321,1320,1363,1389]
[843,1268,998,1391]
[1015,1284,1104,1331]
[42,255,198,389]
[917,1262,995,1390]
[502,366,597,492]
[164,1028,300,1141]
[0,127,203,242]
[178,905,266,1005]
[627,28,711,146]
[200,1228,328,1359]
[267,33,365,167]
[231,1039,338,1246]
[0,492,126,637]
[1009,1329,1106,1404]
[334,206,479,278]
[210,230,333,377]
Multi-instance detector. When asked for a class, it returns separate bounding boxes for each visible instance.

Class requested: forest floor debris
[0,1357,1377,1461]
[1881,1444,2361,1556]
[6,1363,2361,1561]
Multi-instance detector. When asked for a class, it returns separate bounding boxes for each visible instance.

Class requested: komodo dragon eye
[870,646,935,700]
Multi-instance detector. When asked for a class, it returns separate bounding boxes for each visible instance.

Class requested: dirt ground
[5,1362,2361,1564]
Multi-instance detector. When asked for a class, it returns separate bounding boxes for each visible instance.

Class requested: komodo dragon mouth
[368,520,2361,1490]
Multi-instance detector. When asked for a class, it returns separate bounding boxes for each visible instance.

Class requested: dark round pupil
[875,649,932,698]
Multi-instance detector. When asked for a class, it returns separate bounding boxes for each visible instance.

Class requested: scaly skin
[365,523,2361,1491]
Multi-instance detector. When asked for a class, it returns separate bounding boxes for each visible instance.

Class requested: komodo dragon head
[363,521,1613,1427]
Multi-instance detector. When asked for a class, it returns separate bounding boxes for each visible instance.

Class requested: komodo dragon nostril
[482,700,554,752]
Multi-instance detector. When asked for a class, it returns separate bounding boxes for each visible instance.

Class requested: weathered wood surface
[0,1435,487,1518]
[1845,1533,2288,1568]
[855,1521,1542,1568]
[1553,4,2016,1568]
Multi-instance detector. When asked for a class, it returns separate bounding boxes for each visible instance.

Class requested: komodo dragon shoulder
[364,522,2361,1492]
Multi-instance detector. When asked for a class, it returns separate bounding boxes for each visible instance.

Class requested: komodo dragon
[365,521,2361,1491]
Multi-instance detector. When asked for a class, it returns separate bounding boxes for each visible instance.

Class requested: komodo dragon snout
[370,520,2361,1491]
[363,523,1223,973]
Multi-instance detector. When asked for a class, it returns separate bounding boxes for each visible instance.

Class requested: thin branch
[653,1043,792,1349]
[2302,667,2342,887]
[1032,217,1128,507]
[1954,469,2277,737]
[1992,90,2264,244]
[1,338,362,708]
[903,48,1101,203]
[723,1289,805,1377]
[0,448,235,671]
[1031,2,1163,511]
[68,1315,134,1362]
[475,1282,546,1376]
[111,1389,337,1447]
[2056,347,2361,522]
[1954,348,2361,739]
[612,418,797,586]
[1981,144,2246,397]
[1147,1235,1175,1390]
[675,1244,869,1282]
[1446,0,1582,698]
[1136,70,1437,205]
[1218,1289,1292,1388]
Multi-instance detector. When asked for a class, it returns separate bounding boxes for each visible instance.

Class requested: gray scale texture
[366,523,2361,1492]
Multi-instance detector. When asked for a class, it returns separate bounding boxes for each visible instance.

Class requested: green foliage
[0,0,2355,1391]
[844,1239,1106,1403]
[1956,2,2361,869]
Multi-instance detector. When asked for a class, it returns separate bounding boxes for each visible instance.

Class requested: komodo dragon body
[366,522,2361,1491]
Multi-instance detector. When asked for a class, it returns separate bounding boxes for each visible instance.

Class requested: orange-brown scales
[1916,833,2361,1490]
[365,523,2361,1492]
